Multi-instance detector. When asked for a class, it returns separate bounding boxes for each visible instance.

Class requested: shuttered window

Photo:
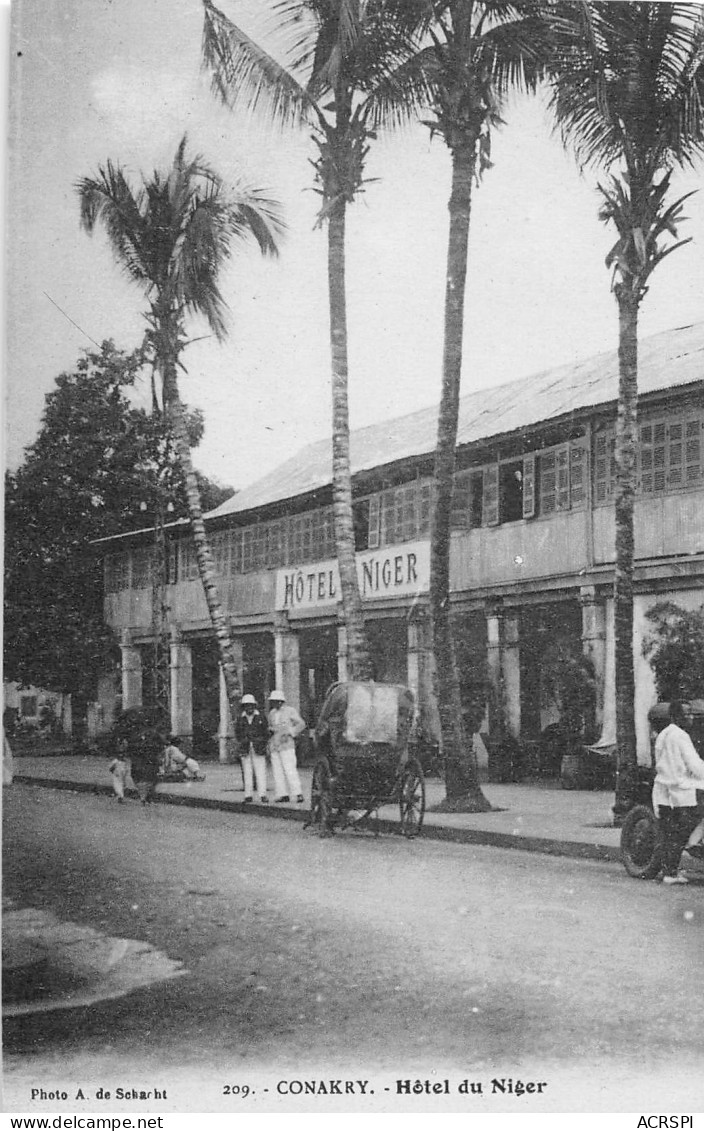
[265,520,286,568]
[639,413,702,494]
[451,470,483,529]
[378,479,432,545]
[367,496,380,549]
[539,441,588,514]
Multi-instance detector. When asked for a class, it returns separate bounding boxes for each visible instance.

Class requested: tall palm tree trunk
[161,357,242,714]
[431,143,490,812]
[327,194,373,681]
[612,291,639,820]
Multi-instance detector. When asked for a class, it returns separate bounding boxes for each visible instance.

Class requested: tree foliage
[643,602,704,702]
[4,341,233,699]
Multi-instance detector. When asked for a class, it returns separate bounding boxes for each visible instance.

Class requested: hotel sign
[275,540,430,612]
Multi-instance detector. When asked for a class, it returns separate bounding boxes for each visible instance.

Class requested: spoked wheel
[310,757,334,838]
[620,804,663,879]
[399,757,425,839]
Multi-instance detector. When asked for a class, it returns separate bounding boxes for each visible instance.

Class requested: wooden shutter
[540,450,556,514]
[569,444,587,507]
[470,470,484,527]
[667,420,684,488]
[556,445,570,510]
[483,463,499,526]
[522,455,536,518]
[685,416,702,485]
[368,495,380,549]
[418,482,432,536]
[639,421,654,493]
[652,420,667,492]
[451,471,472,530]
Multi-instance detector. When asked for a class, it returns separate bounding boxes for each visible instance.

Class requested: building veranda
[95,322,704,782]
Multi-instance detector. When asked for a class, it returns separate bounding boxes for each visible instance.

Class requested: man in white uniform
[652,700,704,884]
[267,690,306,804]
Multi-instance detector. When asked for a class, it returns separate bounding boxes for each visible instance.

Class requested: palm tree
[202,0,431,679]
[393,1,550,811]
[77,137,284,726]
[547,1,704,820]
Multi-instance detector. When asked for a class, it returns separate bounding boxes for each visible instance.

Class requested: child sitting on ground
[162,738,203,781]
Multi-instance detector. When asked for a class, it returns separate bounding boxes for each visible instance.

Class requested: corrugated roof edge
[207,320,703,521]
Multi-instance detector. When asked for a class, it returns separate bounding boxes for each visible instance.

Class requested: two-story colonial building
[97,321,704,771]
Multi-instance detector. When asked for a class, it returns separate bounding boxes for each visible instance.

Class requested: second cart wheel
[399,758,425,838]
[310,757,334,838]
[620,804,663,879]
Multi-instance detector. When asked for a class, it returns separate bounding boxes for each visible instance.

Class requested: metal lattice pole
[151,486,171,725]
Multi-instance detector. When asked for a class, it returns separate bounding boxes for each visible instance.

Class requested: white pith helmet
[241,694,256,705]
[268,689,285,702]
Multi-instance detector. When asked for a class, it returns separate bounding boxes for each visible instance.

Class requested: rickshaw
[307,681,425,839]
[620,700,704,878]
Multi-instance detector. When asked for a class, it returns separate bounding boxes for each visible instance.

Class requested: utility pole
[140,465,173,727]
[151,478,171,724]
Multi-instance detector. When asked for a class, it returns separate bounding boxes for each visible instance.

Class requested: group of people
[107,688,306,807]
[235,689,306,804]
[108,734,202,805]
[106,691,704,871]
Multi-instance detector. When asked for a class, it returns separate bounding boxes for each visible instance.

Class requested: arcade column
[502,613,521,739]
[274,615,301,710]
[218,641,243,763]
[407,608,440,743]
[120,635,142,711]
[580,585,607,728]
[337,621,348,683]
[169,631,193,754]
[485,605,521,739]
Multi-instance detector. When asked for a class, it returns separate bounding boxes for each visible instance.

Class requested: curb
[12,775,622,865]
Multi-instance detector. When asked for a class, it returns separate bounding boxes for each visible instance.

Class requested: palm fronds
[78,135,285,342]
[548,0,704,173]
[76,163,149,287]
[202,0,313,127]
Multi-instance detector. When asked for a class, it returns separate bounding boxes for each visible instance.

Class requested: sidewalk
[12,754,622,863]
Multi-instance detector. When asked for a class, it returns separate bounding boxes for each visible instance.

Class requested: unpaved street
[3,784,704,1113]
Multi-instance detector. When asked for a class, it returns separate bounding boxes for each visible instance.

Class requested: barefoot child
[108,750,129,802]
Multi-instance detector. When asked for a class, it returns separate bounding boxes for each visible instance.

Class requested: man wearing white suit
[267,689,306,804]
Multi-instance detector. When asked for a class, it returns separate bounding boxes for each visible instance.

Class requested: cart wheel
[399,758,425,838]
[620,804,663,879]
[310,757,334,838]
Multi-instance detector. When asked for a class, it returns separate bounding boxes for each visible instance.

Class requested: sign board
[275,540,430,612]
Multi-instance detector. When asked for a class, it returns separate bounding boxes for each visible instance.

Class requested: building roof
[207,320,704,520]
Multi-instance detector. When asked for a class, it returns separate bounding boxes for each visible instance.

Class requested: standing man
[235,694,269,804]
[267,690,305,804]
[653,700,704,885]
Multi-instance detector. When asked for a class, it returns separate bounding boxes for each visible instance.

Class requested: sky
[6,0,704,493]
